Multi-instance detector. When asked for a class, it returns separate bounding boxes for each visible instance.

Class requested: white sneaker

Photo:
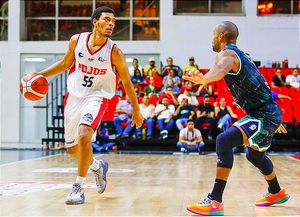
[91,159,109,194]
[65,183,85,205]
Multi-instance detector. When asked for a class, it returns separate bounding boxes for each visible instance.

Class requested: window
[26,20,55,41]
[59,0,93,17]
[0,0,8,40]
[22,0,160,41]
[173,0,243,15]
[96,0,130,17]
[257,0,299,15]
[133,20,159,40]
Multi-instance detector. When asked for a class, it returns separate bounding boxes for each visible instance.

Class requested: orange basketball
[20,73,48,101]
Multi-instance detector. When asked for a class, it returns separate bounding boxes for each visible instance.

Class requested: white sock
[75,176,86,187]
[89,158,100,171]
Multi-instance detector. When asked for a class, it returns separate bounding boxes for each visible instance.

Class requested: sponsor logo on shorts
[249,124,257,131]
[83,113,93,123]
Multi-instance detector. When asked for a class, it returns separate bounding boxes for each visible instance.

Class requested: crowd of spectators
[111,56,243,151]
[103,57,300,152]
[91,56,300,153]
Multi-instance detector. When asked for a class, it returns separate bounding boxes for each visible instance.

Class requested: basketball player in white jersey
[37,6,144,205]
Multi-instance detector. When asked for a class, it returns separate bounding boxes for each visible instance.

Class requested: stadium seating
[101,67,299,151]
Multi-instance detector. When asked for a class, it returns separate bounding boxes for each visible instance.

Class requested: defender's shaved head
[216,21,239,43]
[212,21,239,52]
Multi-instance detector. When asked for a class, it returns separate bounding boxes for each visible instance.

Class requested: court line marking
[0,153,65,167]
[0,152,104,167]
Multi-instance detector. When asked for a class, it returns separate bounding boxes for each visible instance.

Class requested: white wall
[0,0,299,147]
[159,0,300,68]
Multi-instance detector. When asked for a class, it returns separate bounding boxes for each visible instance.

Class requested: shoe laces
[93,163,104,186]
[263,192,271,198]
[71,184,82,195]
[199,197,212,206]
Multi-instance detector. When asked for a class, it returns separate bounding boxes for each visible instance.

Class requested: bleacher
[100,67,300,152]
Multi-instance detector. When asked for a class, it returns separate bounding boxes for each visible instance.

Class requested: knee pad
[216,126,243,154]
[246,148,273,175]
[216,126,243,169]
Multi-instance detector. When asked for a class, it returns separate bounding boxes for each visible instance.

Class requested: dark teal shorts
[233,102,282,152]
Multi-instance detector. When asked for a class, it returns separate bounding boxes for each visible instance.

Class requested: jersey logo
[98,57,107,62]
[78,52,84,58]
[79,63,107,76]
[88,58,94,62]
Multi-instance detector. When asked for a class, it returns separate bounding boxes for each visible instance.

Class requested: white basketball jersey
[67,32,116,99]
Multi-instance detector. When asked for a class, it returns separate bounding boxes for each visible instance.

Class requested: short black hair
[187,119,194,124]
[91,6,116,28]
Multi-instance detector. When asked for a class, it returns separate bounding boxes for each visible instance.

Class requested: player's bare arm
[112,45,144,128]
[38,34,79,78]
[183,50,238,84]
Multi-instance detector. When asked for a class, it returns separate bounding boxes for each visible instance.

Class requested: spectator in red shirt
[158,86,179,106]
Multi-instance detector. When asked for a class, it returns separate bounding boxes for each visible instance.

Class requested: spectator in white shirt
[177,119,205,153]
[136,95,155,139]
[286,69,300,88]
[178,86,199,106]
[155,96,175,139]
[128,58,142,77]
[114,95,133,138]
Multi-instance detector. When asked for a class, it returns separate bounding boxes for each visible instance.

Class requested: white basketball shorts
[64,92,109,148]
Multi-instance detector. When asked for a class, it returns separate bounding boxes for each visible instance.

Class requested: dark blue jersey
[223,44,272,113]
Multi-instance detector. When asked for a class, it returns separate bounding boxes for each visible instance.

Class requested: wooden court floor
[0,153,299,216]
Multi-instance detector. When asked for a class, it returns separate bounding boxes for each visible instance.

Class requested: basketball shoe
[255,188,290,207]
[91,159,109,194]
[187,197,224,216]
[65,183,85,205]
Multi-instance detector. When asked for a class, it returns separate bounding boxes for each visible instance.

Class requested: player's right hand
[131,110,144,128]
[276,124,287,134]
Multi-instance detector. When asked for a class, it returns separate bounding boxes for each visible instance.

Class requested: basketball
[20,73,48,101]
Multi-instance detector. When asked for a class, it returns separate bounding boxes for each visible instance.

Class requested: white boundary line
[0,152,104,167]
[0,153,65,167]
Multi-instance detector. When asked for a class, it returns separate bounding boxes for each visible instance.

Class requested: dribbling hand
[276,124,287,134]
[182,71,206,85]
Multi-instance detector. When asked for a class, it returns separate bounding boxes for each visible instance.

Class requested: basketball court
[1,0,300,216]
[1,151,299,216]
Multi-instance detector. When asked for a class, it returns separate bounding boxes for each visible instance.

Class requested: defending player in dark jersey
[183,21,289,216]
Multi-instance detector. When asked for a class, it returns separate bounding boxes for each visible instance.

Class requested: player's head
[91,6,116,37]
[212,21,239,52]
[187,119,195,130]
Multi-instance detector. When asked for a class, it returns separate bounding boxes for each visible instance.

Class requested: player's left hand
[182,71,206,85]
[276,124,287,134]
[131,110,144,128]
